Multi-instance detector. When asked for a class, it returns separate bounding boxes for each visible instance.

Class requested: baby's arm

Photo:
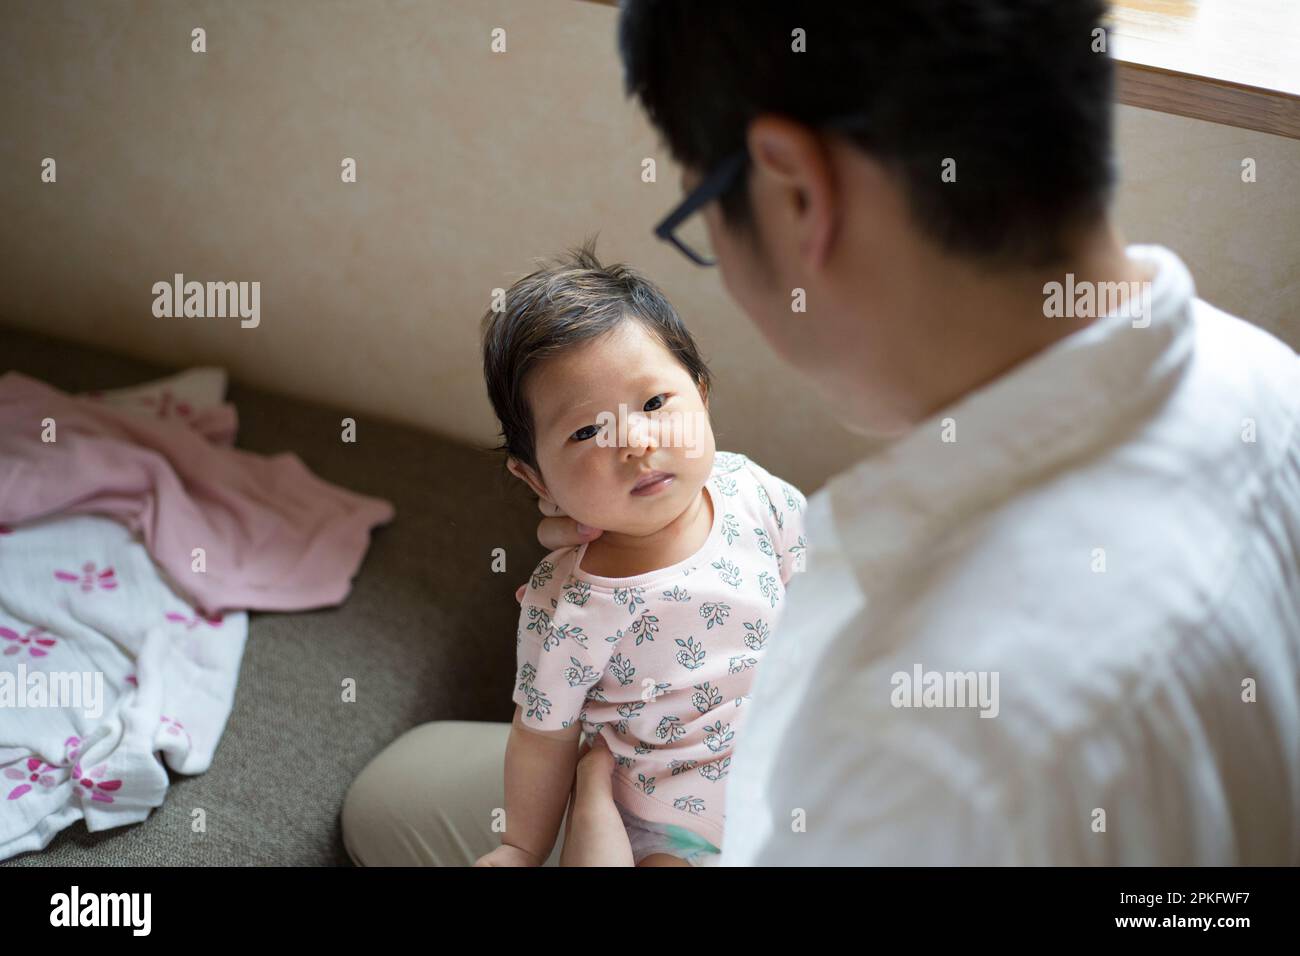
[492,554,617,865]
[496,705,583,863]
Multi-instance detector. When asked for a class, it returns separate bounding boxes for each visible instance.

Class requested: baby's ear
[507,456,551,502]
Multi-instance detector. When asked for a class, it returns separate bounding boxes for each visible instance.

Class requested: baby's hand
[473,843,545,867]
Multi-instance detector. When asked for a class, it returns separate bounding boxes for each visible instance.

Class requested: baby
[475,240,807,866]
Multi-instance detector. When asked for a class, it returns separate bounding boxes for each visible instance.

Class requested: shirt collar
[827,244,1198,595]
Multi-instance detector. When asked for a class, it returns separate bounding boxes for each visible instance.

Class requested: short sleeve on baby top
[738,456,809,584]
[509,450,809,847]
[511,549,618,732]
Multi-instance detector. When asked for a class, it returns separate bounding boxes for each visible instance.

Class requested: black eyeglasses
[653,112,874,267]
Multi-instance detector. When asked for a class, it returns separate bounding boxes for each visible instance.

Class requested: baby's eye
[570,395,665,441]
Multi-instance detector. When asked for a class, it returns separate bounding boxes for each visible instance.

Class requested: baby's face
[514,320,716,536]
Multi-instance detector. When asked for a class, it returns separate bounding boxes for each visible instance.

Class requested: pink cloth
[512,450,807,850]
[0,371,394,615]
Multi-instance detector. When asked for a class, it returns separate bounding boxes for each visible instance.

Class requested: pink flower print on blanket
[0,625,57,658]
[64,736,123,804]
[4,757,64,801]
[159,716,192,747]
[54,562,118,593]
[164,610,224,630]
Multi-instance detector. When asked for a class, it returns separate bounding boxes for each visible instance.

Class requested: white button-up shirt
[722,245,1300,865]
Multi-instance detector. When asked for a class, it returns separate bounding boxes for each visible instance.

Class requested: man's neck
[856,222,1153,433]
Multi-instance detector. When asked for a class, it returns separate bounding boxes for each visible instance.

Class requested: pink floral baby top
[512,450,808,850]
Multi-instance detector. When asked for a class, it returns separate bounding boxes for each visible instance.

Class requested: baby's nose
[625,412,660,450]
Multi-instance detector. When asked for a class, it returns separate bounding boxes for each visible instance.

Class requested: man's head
[480,238,716,534]
[619,1,1119,433]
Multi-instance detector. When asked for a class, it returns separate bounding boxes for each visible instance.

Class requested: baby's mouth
[630,471,674,495]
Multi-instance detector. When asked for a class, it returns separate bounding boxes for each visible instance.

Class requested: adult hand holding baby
[513,497,603,604]
[471,732,617,867]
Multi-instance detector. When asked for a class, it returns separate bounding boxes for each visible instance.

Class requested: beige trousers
[341,720,564,867]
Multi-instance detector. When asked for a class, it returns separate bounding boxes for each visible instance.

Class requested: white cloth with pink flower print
[0,369,248,860]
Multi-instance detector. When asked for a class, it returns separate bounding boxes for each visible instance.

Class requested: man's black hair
[618,0,1117,270]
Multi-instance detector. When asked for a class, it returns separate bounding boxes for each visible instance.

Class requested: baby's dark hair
[480,236,713,476]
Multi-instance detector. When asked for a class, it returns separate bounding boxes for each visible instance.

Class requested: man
[343,1,1300,865]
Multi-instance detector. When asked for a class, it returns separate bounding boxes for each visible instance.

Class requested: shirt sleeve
[511,556,617,732]
[743,459,809,585]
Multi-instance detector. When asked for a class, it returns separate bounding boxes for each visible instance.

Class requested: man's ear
[507,456,552,503]
[746,114,837,274]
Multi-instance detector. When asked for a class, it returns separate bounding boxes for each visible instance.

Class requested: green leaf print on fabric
[525,690,552,722]
[636,773,657,795]
[530,560,554,590]
[698,601,731,629]
[712,450,746,474]
[562,656,600,687]
[703,719,734,753]
[516,661,536,691]
[613,586,647,617]
[609,652,636,686]
[555,621,589,648]
[781,481,803,512]
[662,585,691,602]
[669,758,699,775]
[712,557,742,589]
[674,636,706,670]
[673,795,706,815]
[525,606,557,649]
[753,527,776,557]
[516,663,553,722]
[728,655,758,674]
[617,700,647,722]
[655,714,686,742]
[785,533,808,575]
[628,611,660,645]
[699,756,731,782]
[754,481,785,531]
[758,571,780,608]
[691,681,724,713]
[721,513,740,545]
[742,618,770,651]
[716,476,739,496]
[562,580,591,606]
